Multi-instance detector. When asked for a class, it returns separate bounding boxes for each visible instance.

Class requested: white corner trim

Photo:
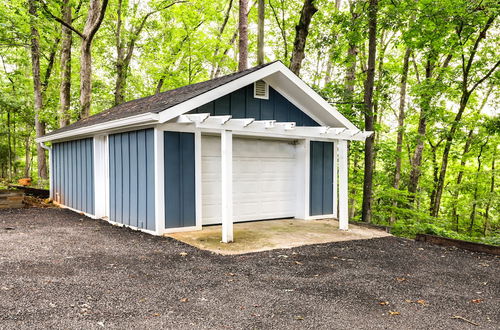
[36,113,160,143]
[154,127,165,235]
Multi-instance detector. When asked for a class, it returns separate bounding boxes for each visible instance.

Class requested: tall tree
[59,0,72,128]
[43,0,109,118]
[257,0,265,65]
[238,0,249,71]
[430,13,499,217]
[361,0,378,223]
[289,0,317,75]
[28,0,47,180]
[390,47,411,223]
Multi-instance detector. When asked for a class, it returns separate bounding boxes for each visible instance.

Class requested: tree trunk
[348,147,359,219]
[28,0,47,180]
[210,0,234,78]
[451,129,474,231]
[289,0,317,75]
[431,92,471,217]
[257,0,265,65]
[361,0,378,223]
[24,135,31,178]
[408,58,433,200]
[468,140,487,233]
[390,47,411,223]
[238,0,249,71]
[59,0,72,127]
[483,151,495,236]
[79,0,109,118]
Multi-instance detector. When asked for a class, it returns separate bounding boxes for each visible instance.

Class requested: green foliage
[0,0,498,243]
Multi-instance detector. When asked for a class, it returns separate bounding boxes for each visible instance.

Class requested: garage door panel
[202,136,297,224]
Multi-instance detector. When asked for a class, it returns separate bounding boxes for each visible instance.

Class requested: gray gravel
[0,207,498,329]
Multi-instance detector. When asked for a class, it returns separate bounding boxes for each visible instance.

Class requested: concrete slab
[166,218,392,255]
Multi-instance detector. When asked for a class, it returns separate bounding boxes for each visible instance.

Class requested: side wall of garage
[52,138,95,214]
[109,129,155,231]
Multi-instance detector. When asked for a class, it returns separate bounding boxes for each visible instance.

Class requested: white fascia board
[35,113,160,143]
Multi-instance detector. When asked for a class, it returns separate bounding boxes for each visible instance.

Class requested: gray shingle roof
[43,62,277,138]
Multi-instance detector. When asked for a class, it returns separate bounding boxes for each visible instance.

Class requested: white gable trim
[157,62,357,130]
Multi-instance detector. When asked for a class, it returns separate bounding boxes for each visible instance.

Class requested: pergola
[166,113,373,243]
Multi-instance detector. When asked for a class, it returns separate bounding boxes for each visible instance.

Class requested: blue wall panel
[52,138,94,215]
[164,131,196,229]
[109,129,155,230]
[190,84,320,126]
[310,141,334,216]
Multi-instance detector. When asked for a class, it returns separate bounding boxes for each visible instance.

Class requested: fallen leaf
[179,252,188,257]
[152,313,160,317]
[416,299,426,305]
[379,301,389,305]
[278,255,288,258]
[404,299,413,303]
[180,298,189,303]
[97,321,105,327]
[471,299,483,303]
[388,311,400,316]
[295,316,304,320]
[396,277,407,282]
[294,261,303,265]
[226,272,236,276]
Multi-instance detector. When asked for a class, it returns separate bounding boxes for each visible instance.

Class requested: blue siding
[109,129,155,230]
[310,141,334,216]
[164,131,196,229]
[52,138,94,214]
[190,84,319,126]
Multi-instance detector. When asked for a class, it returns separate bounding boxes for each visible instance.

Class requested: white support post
[332,140,338,219]
[194,130,202,230]
[154,127,165,235]
[221,130,233,243]
[338,140,349,230]
[93,135,108,218]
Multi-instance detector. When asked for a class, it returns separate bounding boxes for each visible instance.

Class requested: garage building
[36,61,371,242]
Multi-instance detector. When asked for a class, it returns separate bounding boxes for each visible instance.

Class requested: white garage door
[202,135,297,225]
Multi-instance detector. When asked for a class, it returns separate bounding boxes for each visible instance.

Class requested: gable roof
[38,61,358,143]
[43,62,277,138]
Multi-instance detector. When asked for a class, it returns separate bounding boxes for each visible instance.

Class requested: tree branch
[470,59,500,93]
[40,0,85,39]
[87,0,110,42]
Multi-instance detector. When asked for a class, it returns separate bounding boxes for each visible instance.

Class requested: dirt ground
[167,218,391,254]
[0,207,499,329]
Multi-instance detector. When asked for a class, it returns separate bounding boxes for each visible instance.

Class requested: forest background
[0,0,498,244]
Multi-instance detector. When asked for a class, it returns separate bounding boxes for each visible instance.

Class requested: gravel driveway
[1,207,498,329]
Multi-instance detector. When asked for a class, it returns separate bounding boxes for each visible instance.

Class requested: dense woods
[0,0,498,244]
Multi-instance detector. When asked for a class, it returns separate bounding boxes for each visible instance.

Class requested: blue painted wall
[52,138,94,214]
[109,129,155,230]
[189,84,319,126]
[164,131,196,228]
[310,141,334,216]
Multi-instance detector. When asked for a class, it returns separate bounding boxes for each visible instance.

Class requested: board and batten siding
[52,138,95,214]
[189,84,319,126]
[310,141,334,216]
[109,129,155,231]
[164,131,196,228]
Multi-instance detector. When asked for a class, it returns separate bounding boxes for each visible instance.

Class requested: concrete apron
[165,218,392,255]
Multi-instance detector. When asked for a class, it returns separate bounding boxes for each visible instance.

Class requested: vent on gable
[253,80,269,99]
